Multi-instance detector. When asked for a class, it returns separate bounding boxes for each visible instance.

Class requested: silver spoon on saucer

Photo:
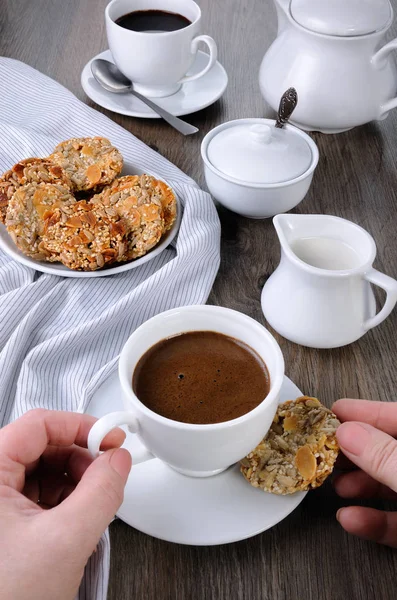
[91,59,199,136]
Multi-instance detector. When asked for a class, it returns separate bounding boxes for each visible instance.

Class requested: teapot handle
[373,38,397,117]
[363,268,397,331]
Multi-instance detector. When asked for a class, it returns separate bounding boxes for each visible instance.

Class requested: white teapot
[261,214,397,348]
[259,0,397,133]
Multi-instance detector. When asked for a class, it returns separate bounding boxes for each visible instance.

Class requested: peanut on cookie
[241,396,340,495]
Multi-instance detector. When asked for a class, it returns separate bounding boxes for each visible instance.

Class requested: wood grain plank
[1,0,397,597]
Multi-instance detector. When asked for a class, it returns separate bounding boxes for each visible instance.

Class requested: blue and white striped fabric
[0,57,220,599]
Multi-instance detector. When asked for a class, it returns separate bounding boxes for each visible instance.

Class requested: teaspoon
[91,59,199,136]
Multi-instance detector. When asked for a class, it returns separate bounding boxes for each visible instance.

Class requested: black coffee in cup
[115,9,192,32]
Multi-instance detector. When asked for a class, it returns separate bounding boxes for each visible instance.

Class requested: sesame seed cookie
[0,158,71,224]
[5,182,76,260]
[91,174,167,261]
[49,137,123,192]
[240,396,340,495]
[41,201,128,271]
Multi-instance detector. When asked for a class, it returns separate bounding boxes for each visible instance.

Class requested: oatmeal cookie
[241,396,340,495]
[91,174,167,261]
[0,158,71,224]
[5,182,76,260]
[49,137,123,192]
[42,201,127,271]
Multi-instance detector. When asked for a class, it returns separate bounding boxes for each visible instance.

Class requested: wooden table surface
[2,0,397,598]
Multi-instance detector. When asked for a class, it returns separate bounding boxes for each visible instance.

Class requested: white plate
[86,372,307,545]
[81,49,228,119]
[0,163,181,278]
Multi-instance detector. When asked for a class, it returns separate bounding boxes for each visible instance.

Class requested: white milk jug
[261,214,397,348]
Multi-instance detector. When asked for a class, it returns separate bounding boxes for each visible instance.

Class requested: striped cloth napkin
[0,57,220,599]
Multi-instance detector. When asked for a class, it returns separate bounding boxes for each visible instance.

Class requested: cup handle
[88,411,140,459]
[178,35,218,84]
[363,268,397,331]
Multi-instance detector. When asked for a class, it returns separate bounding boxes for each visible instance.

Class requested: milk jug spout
[273,213,302,251]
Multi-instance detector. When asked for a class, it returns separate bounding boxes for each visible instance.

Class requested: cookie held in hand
[241,396,340,495]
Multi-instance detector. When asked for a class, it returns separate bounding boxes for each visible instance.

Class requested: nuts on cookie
[49,137,123,192]
[240,396,340,494]
[91,174,175,261]
[5,182,76,260]
[0,158,71,224]
[42,201,128,270]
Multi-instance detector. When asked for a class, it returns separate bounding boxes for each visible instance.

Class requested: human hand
[0,409,132,600]
[332,399,397,547]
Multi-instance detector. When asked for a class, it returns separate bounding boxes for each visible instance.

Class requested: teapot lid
[290,0,392,36]
[207,120,312,185]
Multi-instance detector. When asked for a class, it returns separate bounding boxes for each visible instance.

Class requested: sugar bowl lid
[206,119,313,185]
[290,0,392,36]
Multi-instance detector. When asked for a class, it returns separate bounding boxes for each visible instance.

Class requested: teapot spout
[274,0,290,34]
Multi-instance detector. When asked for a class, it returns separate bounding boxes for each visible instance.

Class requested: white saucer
[81,50,228,119]
[86,372,306,545]
[0,162,181,278]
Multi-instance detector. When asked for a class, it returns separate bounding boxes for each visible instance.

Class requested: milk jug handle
[363,268,397,331]
[373,38,397,117]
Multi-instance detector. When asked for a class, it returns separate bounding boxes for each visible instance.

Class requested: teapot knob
[275,88,298,129]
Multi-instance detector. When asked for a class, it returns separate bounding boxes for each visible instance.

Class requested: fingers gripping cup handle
[88,411,139,459]
[179,35,218,84]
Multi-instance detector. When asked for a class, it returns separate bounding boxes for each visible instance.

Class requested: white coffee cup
[105,0,218,97]
[88,305,285,478]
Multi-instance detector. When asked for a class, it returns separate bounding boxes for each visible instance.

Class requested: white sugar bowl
[201,118,319,219]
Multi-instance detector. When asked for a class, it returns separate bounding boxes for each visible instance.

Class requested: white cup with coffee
[88,305,285,478]
[105,0,218,97]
